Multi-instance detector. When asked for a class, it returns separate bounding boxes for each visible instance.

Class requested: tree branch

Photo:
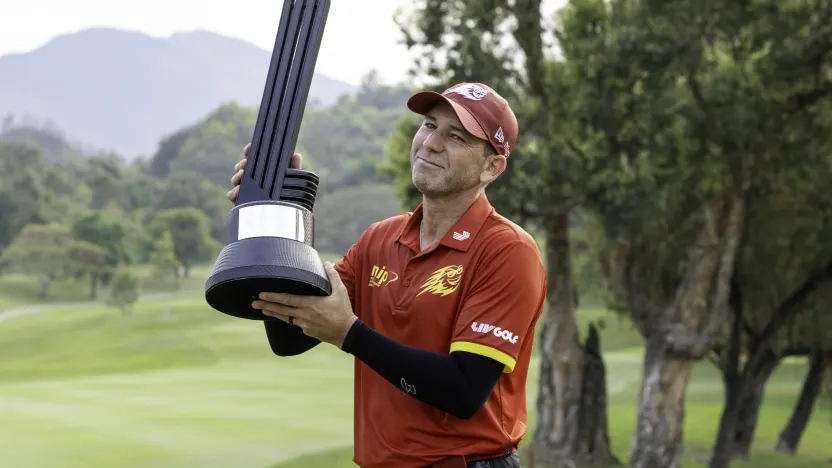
[784,80,832,115]
[742,259,832,372]
[757,259,832,345]
[665,193,745,359]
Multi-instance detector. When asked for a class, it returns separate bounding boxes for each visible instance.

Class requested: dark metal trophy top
[237,0,330,208]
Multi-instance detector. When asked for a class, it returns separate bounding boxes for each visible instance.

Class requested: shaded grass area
[0,263,215,312]
[0,275,829,468]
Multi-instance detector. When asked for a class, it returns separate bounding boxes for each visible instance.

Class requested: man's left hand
[252,262,358,349]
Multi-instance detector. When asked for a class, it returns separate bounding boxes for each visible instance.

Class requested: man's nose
[423,130,445,152]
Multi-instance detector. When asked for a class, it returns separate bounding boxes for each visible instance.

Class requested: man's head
[406,82,519,198]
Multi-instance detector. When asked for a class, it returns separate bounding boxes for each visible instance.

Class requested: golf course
[0,264,828,468]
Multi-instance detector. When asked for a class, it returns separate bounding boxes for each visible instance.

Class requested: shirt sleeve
[333,230,365,312]
[449,239,547,373]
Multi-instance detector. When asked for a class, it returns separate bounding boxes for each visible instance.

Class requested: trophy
[205,0,332,321]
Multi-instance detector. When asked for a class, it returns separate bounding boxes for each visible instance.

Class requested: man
[228,82,547,468]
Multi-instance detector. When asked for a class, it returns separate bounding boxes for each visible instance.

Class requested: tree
[707,175,832,459]
[0,223,74,298]
[515,1,832,466]
[0,142,52,252]
[147,207,218,277]
[107,266,139,321]
[65,239,110,298]
[148,231,180,290]
[71,212,130,298]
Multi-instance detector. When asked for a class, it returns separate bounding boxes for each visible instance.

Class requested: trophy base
[205,236,332,321]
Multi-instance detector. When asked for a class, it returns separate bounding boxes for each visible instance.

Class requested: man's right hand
[227,143,304,203]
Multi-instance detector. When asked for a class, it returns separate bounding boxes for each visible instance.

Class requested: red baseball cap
[406,82,518,158]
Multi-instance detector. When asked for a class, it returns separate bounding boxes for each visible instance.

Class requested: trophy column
[205,0,333,321]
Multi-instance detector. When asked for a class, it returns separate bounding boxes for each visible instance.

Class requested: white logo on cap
[445,84,488,101]
[494,127,505,143]
[503,141,511,157]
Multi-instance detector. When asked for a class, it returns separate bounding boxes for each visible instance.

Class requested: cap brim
[407,91,488,140]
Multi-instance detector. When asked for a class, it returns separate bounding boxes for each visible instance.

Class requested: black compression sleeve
[341,319,504,419]
[264,320,320,356]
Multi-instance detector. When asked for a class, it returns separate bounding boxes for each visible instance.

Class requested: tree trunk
[39,276,50,299]
[730,351,781,458]
[709,346,778,468]
[573,324,622,466]
[89,272,98,300]
[531,212,619,467]
[776,352,826,454]
[628,335,695,468]
[629,195,746,468]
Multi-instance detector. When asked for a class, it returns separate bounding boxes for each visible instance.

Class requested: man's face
[409,101,504,197]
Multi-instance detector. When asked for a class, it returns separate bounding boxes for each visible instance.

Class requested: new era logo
[452,231,470,241]
[494,127,505,143]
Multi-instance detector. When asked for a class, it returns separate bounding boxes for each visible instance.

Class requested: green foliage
[166,103,259,188]
[0,117,85,163]
[376,114,422,211]
[147,208,219,275]
[106,266,139,314]
[148,231,180,290]
[314,184,404,254]
[152,172,229,242]
[296,79,413,194]
[0,142,54,251]
[65,239,109,277]
[71,212,131,269]
[0,223,73,279]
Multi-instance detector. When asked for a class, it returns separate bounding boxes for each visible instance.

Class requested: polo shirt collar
[396,192,494,253]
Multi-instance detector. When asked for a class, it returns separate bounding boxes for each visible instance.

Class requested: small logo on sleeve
[400,378,416,395]
[471,322,519,344]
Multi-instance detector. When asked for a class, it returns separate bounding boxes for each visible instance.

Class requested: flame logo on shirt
[417,265,464,297]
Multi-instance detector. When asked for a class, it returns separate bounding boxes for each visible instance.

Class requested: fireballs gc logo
[417,265,464,297]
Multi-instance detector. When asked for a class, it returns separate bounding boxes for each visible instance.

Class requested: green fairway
[0,276,830,468]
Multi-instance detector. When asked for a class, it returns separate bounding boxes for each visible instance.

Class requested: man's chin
[412,178,442,196]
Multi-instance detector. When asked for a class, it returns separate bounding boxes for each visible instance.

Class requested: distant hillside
[0,28,357,159]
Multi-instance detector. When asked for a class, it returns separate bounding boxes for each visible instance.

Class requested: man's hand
[252,262,357,349]
[227,142,304,203]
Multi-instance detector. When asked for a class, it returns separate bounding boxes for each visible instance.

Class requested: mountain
[0,28,357,159]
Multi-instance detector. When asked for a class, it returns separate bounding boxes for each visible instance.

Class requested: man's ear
[481,154,507,184]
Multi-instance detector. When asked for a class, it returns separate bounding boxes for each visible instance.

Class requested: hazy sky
[0,0,567,86]
[0,0,419,86]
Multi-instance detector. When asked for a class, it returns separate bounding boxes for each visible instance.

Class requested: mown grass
[0,265,829,468]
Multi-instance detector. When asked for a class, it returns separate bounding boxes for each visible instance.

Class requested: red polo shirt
[334,192,547,468]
